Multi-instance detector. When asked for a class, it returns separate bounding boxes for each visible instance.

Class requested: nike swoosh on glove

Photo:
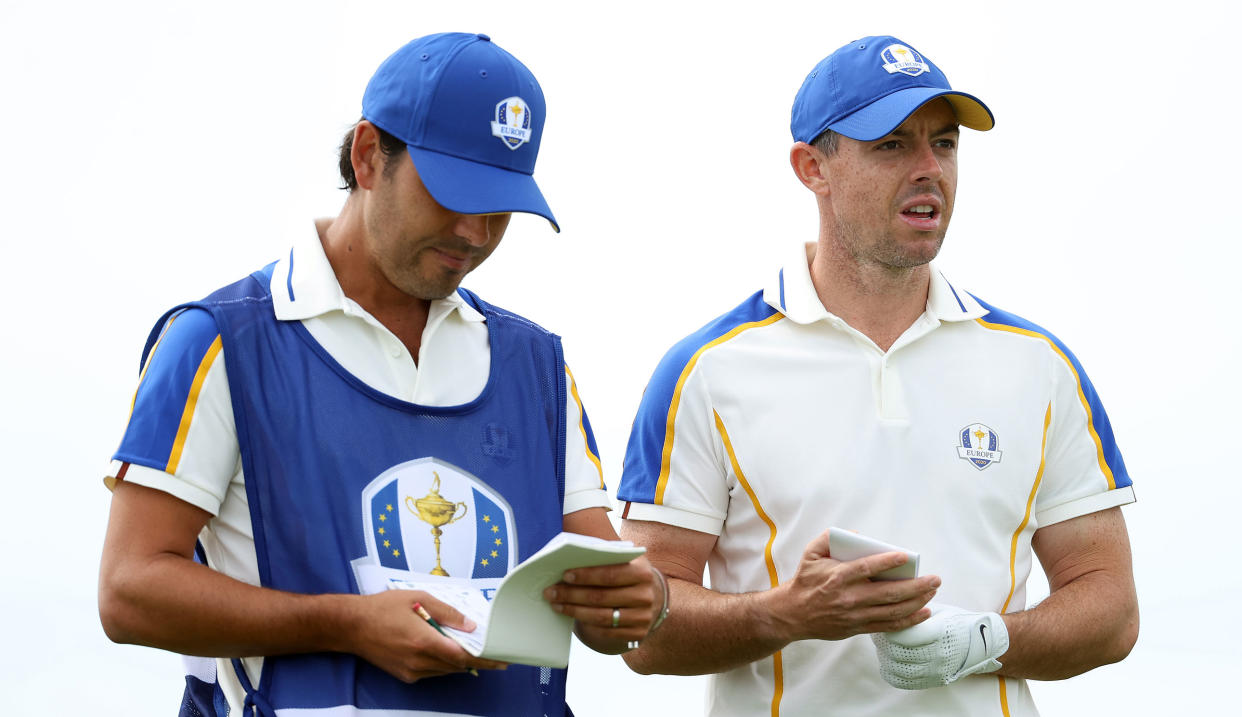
[870,602,1010,690]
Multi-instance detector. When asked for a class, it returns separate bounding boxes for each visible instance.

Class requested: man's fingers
[561,560,651,587]
[804,528,835,559]
[411,592,476,632]
[460,654,509,672]
[856,550,913,576]
[543,582,653,609]
[834,555,941,597]
[861,603,935,635]
[549,603,649,629]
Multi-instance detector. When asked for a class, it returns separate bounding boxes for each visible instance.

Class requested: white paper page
[384,577,493,656]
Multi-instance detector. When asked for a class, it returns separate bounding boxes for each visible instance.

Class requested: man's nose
[454,213,493,247]
[909,143,944,184]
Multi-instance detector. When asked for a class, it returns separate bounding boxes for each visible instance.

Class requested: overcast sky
[2,1,1238,714]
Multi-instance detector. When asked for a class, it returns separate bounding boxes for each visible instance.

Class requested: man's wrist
[751,582,798,646]
[314,593,361,655]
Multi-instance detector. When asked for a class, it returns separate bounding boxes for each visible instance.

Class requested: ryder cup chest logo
[881,44,930,77]
[957,423,1004,470]
[353,457,518,581]
[491,96,533,150]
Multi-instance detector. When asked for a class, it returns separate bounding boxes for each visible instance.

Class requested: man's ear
[351,121,385,191]
[790,142,831,195]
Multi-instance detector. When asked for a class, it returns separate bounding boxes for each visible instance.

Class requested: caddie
[615,35,1138,716]
[98,32,664,717]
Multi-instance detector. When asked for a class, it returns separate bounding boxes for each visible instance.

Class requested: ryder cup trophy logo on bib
[491,96,532,150]
[957,423,1004,471]
[351,457,518,592]
[880,44,930,77]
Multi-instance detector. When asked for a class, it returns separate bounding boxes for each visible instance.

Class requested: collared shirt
[617,242,1134,717]
[106,226,609,712]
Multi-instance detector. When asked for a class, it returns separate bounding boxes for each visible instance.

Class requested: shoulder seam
[653,310,785,504]
[973,317,1118,490]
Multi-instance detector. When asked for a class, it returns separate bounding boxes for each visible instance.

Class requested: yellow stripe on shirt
[1002,402,1051,614]
[995,402,1051,717]
[165,335,223,475]
[715,409,784,716]
[565,365,604,489]
[975,318,1116,490]
[655,313,785,504]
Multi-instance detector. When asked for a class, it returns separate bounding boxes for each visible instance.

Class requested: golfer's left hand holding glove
[870,603,1009,690]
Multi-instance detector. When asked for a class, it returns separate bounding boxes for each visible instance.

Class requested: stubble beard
[383,244,471,301]
[835,215,947,272]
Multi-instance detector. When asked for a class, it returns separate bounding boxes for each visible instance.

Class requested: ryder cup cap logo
[880,44,930,77]
[957,423,1004,471]
[491,96,533,150]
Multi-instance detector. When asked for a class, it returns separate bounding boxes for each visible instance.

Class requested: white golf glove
[871,602,1009,690]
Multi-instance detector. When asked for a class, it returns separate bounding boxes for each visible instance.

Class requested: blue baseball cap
[363,32,559,232]
[791,36,994,143]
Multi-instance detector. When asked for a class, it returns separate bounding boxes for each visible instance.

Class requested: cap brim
[407,146,560,233]
[828,87,994,142]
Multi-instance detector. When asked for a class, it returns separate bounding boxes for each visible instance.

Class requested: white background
[1,0,1237,714]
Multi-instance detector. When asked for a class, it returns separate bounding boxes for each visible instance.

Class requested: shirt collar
[270,223,486,324]
[762,242,986,325]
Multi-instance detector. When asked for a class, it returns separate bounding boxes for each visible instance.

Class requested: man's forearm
[99,550,357,657]
[623,578,790,675]
[996,568,1139,680]
[997,508,1139,680]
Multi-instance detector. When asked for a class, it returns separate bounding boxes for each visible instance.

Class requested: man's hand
[871,602,1009,690]
[542,557,661,654]
[769,529,940,642]
[341,590,508,683]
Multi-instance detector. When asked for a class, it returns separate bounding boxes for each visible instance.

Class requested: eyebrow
[889,123,961,138]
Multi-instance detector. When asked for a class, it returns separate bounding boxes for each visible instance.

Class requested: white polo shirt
[617,243,1134,717]
[106,226,610,712]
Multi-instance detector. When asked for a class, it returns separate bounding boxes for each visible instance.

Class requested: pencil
[413,602,478,677]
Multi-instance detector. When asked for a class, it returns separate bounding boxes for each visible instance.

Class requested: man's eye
[936,139,957,149]
[876,140,900,150]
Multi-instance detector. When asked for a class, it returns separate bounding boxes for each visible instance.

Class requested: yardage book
[827,528,921,580]
[371,532,645,668]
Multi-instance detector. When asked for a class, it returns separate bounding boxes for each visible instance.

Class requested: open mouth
[901,204,937,220]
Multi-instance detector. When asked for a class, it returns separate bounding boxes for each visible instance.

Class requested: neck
[807,240,931,353]
[318,198,430,359]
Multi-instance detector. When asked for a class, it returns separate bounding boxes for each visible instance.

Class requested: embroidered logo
[957,423,1003,470]
[351,457,517,593]
[491,96,532,150]
[481,422,514,466]
[880,44,931,77]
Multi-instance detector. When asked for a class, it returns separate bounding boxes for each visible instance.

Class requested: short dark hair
[811,128,840,156]
[338,120,408,191]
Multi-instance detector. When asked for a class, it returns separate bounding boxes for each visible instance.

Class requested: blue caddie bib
[144,264,571,717]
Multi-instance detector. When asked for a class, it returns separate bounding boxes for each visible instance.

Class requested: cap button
[477,33,491,42]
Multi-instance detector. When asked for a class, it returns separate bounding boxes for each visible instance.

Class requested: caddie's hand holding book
[359,532,645,667]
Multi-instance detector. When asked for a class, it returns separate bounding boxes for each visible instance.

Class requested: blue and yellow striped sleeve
[974,298,1134,525]
[112,308,225,478]
[618,293,781,528]
[562,364,612,514]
